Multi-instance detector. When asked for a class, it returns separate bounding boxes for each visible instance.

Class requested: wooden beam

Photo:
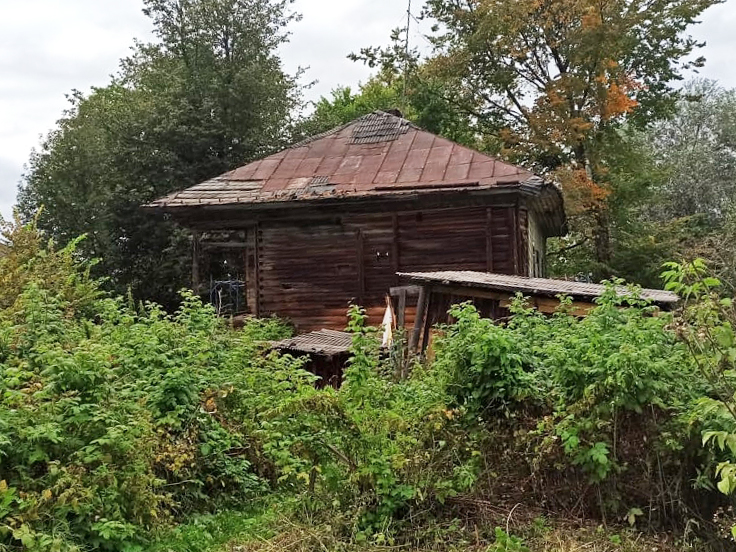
[397,289,407,329]
[245,228,257,315]
[422,283,596,317]
[356,230,365,305]
[421,292,436,354]
[391,213,400,286]
[192,232,202,294]
[410,286,429,352]
[390,285,421,297]
[201,241,250,250]
[511,203,520,275]
[170,194,525,230]
[255,223,261,318]
[486,208,494,273]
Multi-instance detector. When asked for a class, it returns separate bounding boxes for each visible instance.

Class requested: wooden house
[146,111,567,331]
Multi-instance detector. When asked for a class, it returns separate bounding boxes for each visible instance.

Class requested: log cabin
[145,110,567,331]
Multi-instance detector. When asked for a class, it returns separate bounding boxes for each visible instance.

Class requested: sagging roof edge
[144,179,568,237]
[398,271,679,306]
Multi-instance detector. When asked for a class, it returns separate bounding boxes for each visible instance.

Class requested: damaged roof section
[146,111,561,216]
[272,329,353,357]
[399,271,680,308]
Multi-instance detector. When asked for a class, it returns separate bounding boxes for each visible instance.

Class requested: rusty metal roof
[272,329,353,356]
[147,111,543,210]
[399,271,680,306]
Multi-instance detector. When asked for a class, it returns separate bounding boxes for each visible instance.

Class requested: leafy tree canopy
[363,0,723,270]
[18,0,301,307]
[297,64,486,151]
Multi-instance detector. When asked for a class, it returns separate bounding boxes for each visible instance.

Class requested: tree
[635,80,736,288]
[18,0,300,307]
[551,80,736,288]
[419,0,722,274]
[298,63,483,150]
[647,80,736,222]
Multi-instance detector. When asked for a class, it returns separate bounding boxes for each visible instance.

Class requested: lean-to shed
[146,111,567,331]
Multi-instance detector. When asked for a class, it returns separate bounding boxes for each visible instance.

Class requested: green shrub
[0,221,310,551]
[431,284,707,524]
[0,218,731,549]
[256,305,478,539]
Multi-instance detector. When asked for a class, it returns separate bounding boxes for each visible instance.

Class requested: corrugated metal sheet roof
[272,329,353,356]
[398,271,679,306]
[146,111,544,210]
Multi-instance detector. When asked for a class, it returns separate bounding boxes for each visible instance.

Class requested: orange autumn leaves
[458,0,645,211]
[527,65,641,213]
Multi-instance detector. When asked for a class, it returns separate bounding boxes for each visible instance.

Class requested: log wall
[256,204,530,332]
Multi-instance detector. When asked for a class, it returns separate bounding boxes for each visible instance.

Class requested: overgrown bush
[432,286,721,531]
[0,221,307,551]
[0,221,476,550]
[258,305,478,541]
[2,218,735,550]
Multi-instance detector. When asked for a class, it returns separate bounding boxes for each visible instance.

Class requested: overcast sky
[0,0,734,220]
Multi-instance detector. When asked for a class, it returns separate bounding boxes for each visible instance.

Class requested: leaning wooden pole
[409,286,428,352]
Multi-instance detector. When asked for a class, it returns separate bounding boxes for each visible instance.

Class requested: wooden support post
[192,232,201,294]
[421,291,435,354]
[390,286,420,332]
[255,224,261,318]
[397,289,407,329]
[511,204,520,275]
[356,230,365,305]
[391,214,400,286]
[409,286,428,352]
[245,227,258,315]
[486,208,494,273]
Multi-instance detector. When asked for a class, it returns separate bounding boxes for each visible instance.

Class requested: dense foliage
[0,220,302,551]
[0,222,475,551]
[354,0,723,271]
[433,291,710,525]
[3,219,736,550]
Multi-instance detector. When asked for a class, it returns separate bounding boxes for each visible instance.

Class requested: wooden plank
[511,203,520,275]
[486,208,494,273]
[255,223,261,317]
[397,289,407,329]
[390,285,421,297]
[356,230,365,305]
[421,291,437,354]
[426,284,596,317]
[518,207,530,277]
[192,232,201,294]
[201,241,250,249]
[410,286,428,352]
[392,213,400,286]
[427,283,512,302]
[245,228,257,314]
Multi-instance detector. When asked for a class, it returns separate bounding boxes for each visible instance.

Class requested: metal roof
[399,271,680,306]
[272,329,353,356]
[146,111,552,211]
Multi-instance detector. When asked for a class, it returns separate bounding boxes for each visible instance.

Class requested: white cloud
[0,0,733,220]
[689,1,736,88]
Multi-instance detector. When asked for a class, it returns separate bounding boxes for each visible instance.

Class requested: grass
[147,503,696,552]
[145,508,279,552]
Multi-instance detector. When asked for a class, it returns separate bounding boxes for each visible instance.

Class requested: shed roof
[146,111,561,220]
[272,329,353,357]
[399,271,679,307]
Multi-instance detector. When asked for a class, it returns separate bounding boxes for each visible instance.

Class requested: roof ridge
[289,110,420,149]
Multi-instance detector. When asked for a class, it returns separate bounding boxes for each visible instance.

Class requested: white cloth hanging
[381,296,394,348]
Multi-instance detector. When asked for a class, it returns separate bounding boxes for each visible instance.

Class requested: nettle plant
[663,260,736,504]
[434,285,699,488]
